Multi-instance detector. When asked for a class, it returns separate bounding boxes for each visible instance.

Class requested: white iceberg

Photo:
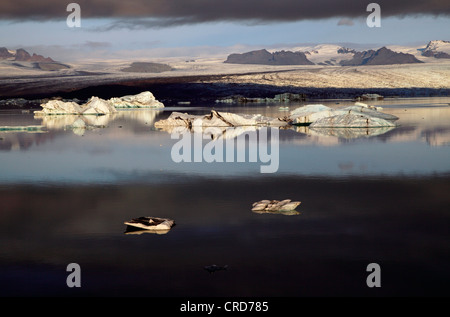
[109,91,164,108]
[34,91,163,115]
[81,96,117,115]
[284,102,398,125]
[340,105,398,121]
[34,100,83,115]
[287,104,335,125]
[354,101,383,110]
[154,110,288,128]
[309,113,396,128]
[35,96,117,115]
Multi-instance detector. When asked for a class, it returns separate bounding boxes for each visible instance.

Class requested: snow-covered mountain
[420,40,450,59]
[267,41,450,65]
[267,44,354,66]
[243,44,426,66]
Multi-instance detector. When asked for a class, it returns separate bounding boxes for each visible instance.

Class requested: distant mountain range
[1,40,449,73]
[0,47,54,63]
[0,47,71,71]
[339,46,422,66]
[225,40,450,66]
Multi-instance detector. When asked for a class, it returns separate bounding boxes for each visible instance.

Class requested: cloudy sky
[0,0,449,61]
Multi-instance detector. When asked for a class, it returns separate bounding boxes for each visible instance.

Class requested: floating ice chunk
[285,103,396,125]
[251,199,301,214]
[109,91,164,108]
[35,96,117,115]
[81,96,117,115]
[35,91,162,115]
[124,217,175,235]
[155,112,201,127]
[354,102,383,110]
[34,100,83,115]
[289,104,332,116]
[341,105,397,120]
[285,104,334,125]
[309,113,396,128]
[155,110,288,128]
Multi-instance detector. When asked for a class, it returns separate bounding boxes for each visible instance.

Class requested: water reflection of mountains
[1,107,450,151]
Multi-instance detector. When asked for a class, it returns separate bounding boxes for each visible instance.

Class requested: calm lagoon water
[0,97,449,297]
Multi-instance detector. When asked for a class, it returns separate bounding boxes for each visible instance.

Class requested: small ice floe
[204,264,228,273]
[124,217,175,235]
[251,199,301,215]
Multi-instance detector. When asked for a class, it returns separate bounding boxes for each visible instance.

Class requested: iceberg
[81,97,117,115]
[34,100,84,115]
[285,104,335,125]
[108,91,164,108]
[309,113,396,128]
[35,96,117,115]
[154,110,288,128]
[340,105,398,121]
[283,102,398,125]
[154,102,398,137]
[34,91,164,115]
[251,199,301,215]
[124,217,175,235]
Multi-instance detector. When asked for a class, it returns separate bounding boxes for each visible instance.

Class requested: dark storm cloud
[0,0,449,26]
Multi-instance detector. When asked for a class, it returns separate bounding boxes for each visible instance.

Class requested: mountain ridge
[224,42,450,66]
[224,49,314,65]
[340,46,423,66]
[421,40,450,59]
[0,47,54,63]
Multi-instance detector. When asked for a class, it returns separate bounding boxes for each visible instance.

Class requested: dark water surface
[0,97,449,297]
